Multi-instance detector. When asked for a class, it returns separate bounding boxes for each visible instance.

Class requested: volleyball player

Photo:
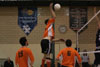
[15,37,34,67]
[94,7,100,67]
[41,2,65,67]
[55,39,82,67]
[81,49,90,67]
[94,7,100,48]
[40,2,56,67]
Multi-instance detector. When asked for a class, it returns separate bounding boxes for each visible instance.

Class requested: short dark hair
[65,39,72,47]
[19,37,27,46]
[45,19,49,25]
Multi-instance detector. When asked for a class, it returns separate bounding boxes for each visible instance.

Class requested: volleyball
[54,3,61,10]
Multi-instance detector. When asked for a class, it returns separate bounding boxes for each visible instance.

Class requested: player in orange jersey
[40,3,59,67]
[43,3,56,40]
[55,39,82,67]
[41,3,56,67]
[41,3,64,67]
[15,37,34,67]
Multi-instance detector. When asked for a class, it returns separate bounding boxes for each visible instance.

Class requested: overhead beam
[0,1,100,6]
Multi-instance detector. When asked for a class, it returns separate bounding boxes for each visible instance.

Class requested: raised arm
[52,38,65,42]
[50,3,56,18]
[94,7,100,29]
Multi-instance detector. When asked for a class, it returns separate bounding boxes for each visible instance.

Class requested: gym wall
[0,6,99,66]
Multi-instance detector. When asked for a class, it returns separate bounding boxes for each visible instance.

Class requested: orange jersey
[56,47,82,67]
[43,18,55,38]
[15,46,34,67]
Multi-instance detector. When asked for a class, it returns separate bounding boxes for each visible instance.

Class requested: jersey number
[67,51,71,56]
[18,50,23,58]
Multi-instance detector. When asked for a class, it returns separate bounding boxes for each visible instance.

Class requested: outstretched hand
[59,39,65,42]
[52,38,65,42]
[49,3,56,18]
[50,3,53,7]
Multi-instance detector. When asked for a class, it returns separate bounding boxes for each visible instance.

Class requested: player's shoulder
[62,48,67,51]
[16,47,30,52]
[67,47,76,52]
[23,47,31,51]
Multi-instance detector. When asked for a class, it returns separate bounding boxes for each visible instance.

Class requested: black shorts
[41,39,51,54]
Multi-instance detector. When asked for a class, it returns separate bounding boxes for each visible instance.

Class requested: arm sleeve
[27,48,34,63]
[75,50,82,63]
[56,50,63,59]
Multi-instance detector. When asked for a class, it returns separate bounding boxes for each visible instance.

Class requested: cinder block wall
[0,6,99,66]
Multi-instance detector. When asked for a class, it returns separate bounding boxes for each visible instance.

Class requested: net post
[75,9,100,67]
[76,10,100,51]
[76,31,79,52]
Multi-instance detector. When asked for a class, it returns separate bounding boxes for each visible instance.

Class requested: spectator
[4,57,14,67]
[81,49,90,67]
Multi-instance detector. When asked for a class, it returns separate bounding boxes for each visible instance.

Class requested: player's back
[61,47,77,67]
[16,47,31,67]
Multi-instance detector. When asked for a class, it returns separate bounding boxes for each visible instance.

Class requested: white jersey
[81,55,89,62]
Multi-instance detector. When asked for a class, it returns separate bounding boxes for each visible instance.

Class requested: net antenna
[76,10,100,52]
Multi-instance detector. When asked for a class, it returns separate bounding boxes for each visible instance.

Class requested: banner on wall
[69,7,87,32]
[18,7,37,35]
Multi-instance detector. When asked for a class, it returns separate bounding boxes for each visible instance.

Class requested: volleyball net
[76,8,100,66]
